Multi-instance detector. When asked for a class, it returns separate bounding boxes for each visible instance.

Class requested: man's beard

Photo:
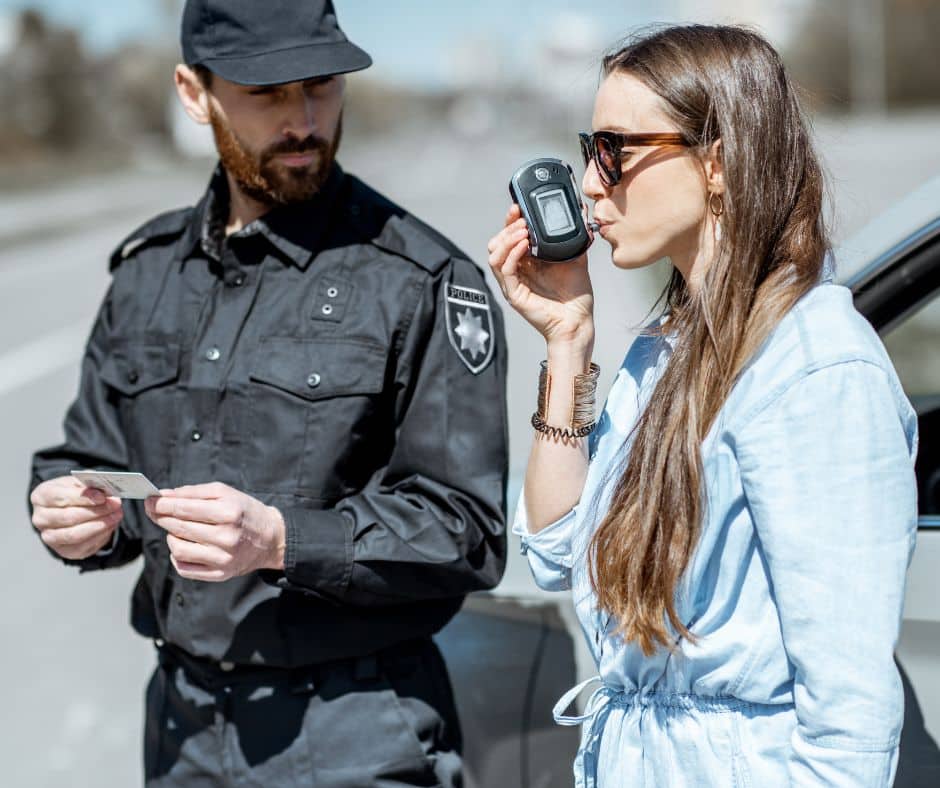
[208,105,342,206]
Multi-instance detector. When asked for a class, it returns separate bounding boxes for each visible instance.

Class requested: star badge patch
[445,282,494,374]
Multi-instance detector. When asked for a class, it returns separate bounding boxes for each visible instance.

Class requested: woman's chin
[609,247,657,271]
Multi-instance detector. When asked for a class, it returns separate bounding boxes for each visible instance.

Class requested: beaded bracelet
[531,360,600,440]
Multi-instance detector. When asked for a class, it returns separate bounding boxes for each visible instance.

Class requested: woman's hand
[487,204,595,349]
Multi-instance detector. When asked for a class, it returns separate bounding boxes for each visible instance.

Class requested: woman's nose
[581,160,605,202]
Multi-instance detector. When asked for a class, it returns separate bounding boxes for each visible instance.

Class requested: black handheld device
[509,157,592,263]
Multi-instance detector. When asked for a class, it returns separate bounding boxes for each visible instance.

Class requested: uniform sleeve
[28,286,143,572]
[735,360,917,787]
[272,259,508,605]
[512,489,576,592]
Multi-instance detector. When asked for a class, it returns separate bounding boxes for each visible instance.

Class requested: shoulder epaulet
[371,213,458,275]
[109,207,193,271]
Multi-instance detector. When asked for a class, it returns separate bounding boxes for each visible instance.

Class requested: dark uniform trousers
[146,637,462,787]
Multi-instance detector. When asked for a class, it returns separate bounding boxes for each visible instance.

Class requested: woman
[487,25,917,787]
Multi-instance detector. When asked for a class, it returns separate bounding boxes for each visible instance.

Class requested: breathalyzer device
[509,158,594,263]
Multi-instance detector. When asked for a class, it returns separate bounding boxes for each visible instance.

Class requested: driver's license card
[71,470,161,500]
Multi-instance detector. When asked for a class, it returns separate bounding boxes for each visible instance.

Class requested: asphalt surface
[3,112,940,786]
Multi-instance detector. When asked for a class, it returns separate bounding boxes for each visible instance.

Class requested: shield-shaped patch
[445,282,494,374]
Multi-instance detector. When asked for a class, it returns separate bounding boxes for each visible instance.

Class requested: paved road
[2,112,939,786]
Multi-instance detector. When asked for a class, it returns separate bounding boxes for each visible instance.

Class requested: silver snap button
[206,347,221,362]
[219,661,235,672]
[306,373,321,389]
[327,287,339,299]
[321,304,334,316]
[191,430,202,442]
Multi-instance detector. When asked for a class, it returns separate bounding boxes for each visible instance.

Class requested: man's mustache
[263,136,330,159]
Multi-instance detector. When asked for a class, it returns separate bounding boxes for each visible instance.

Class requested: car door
[849,213,940,786]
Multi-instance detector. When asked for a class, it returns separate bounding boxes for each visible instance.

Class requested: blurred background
[1,1,938,785]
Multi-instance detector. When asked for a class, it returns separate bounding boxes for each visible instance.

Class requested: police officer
[27,1,507,785]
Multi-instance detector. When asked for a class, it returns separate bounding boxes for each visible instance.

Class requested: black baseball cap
[181,0,372,86]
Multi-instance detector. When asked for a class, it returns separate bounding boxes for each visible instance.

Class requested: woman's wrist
[546,335,595,374]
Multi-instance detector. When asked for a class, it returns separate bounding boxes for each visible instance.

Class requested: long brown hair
[588,25,829,655]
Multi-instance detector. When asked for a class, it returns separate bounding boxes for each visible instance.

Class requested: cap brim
[200,40,372,86]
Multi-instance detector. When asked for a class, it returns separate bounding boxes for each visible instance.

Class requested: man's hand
[145,482,286,582]
[30,476,124,560]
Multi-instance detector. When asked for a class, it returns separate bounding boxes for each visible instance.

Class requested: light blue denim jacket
[514,283,918,787]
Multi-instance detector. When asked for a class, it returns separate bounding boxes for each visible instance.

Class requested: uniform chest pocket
[245,337,389,496]
[98,340,181,481]
[99,341,181,396]
[249,337,385,401]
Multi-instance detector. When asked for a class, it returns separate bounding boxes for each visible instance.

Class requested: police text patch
[445,283,494,374]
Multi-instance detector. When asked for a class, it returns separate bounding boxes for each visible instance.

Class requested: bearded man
[26,1,508,785]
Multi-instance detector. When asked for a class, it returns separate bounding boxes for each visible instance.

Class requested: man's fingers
[31,479,108,509]
[160,482,231,500]
[170,555,227,582]
[149,513,236,549]
[40,517,119,550]
[149,495,238,525]
[33,502,122,530]
[166,533,232,568]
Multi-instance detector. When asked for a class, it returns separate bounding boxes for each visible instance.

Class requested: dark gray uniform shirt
[30,164,508,668]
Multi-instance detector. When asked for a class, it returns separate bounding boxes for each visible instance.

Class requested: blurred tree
[0,10,114,161]
[786,0,940,111]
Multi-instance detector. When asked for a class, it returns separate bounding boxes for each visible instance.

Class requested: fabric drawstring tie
[553,676,621,788]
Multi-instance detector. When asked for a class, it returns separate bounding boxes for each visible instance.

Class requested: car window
[882,291,940,519]
[883,293,940,397]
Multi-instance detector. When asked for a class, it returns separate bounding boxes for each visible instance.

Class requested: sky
[0,0,680,87]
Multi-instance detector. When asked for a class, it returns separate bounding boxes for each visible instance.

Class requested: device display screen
[535,188,576,236]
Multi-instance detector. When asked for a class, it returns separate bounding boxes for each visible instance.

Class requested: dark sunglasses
[579,130,691,187]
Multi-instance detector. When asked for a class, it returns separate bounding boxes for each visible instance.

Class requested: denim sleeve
[511,489,578,592]
[735,360,917,787]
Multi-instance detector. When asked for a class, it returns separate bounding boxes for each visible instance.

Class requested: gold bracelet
[532,360,600,439]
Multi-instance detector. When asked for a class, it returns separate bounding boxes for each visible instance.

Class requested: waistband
[155,637,432,695]
[553,678,792,788]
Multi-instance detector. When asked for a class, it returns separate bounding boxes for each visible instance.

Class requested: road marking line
[0,321,88,396]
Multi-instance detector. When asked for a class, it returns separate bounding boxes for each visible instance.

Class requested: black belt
[155,637,427,695]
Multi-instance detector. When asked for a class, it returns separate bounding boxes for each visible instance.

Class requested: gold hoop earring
[709,192,724,218]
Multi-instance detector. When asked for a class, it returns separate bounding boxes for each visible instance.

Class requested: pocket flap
[250,337,386,402]
[100,341,181,396]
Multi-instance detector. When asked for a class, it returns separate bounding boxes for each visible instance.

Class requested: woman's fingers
[500,237,535,303]
[488,220,529,298]
[487,217,527,256]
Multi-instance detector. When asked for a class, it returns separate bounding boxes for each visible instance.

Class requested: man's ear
[174,64,211,126]
[703,138,724,195]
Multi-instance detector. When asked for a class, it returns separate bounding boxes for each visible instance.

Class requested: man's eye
[304,77,333,90]
[248,88,275,96]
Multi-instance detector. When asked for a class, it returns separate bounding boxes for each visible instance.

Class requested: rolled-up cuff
[260,507,352,600]
[511,493,576,591]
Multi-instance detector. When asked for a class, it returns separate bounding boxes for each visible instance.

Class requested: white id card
[71,470,161,500]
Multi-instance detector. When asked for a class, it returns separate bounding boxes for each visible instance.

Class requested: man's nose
[281,87,318,139]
